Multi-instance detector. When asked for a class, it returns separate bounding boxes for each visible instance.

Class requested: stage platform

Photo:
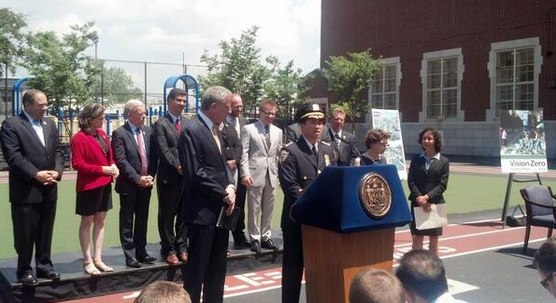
[0,239,283,303]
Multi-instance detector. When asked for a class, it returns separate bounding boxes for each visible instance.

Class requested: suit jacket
[71,129,114,191]
[153,114,183,185]
[178,116,231,225]
[322,127,359,166]
[0,113,64,204]
[278,138,336,231]
[239,121,283,188]
[407,153,449,206]
[221,121,242,165]
[111,123,156,194]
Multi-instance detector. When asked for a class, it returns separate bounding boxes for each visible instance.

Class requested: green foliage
[91,67,143,105]
[321,49,382,122]
[264,59,305,122]
[199,26,270,113]
[21,22,100,115]
[0,8,27,77]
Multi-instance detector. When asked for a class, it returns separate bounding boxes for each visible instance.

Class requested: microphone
[334,134,362,165]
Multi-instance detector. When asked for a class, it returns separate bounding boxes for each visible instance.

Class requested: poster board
[499,110,547,173]
[371,109,407,179]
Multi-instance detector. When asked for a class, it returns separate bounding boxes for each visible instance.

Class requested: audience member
[534,237,556,299]
[112,99,157,268]
[134,281,191,303]
[153,88,188,265]
[71,104,119,275]
[178,86,235,303]
[240,99,282,253]
[407,127,449,255]
[396,249,466,303]
[360,128,390,165]
[349,268,405,303]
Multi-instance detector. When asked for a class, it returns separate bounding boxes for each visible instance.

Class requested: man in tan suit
[240,99,282,252]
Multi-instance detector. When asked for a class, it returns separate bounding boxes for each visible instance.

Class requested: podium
[291,165,411,303]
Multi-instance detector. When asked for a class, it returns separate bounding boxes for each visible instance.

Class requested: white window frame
[368,57,401,110]
[486,37,542,121]
[420,48,465,122]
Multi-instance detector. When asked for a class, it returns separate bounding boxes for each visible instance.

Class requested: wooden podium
[291,165,411,303]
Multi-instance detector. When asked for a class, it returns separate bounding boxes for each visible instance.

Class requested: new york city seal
[358,173,392,219]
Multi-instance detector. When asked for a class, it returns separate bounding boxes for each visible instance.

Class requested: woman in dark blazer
[360,128,390,165]
[71,104,119,275]
[407,127,449,255]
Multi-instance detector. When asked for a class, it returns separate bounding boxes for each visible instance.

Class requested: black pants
[157,182,186,255]
[281,227,304,303]
[119,188,152,260]
[11,198,57,278]
[232,182,247,242]
[184,224,229,303]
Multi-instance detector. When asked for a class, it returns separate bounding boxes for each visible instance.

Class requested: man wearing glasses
[535,238,556,299]
[239,99,282,253]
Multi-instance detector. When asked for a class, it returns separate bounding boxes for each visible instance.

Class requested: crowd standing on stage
[71,104,119,275]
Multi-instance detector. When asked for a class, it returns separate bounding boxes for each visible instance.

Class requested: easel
[501,172,542,228]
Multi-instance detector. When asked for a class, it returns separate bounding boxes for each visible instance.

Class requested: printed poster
[371,109,407,179]
[499,110,547,173]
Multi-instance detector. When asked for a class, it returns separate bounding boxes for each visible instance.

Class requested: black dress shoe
[126,258,141,268]
[234,239,251,249]
[250,240,261,253]
[261,239,279,250]
[37,271,61,281]
[138,254,156,263]
[19,274,39,287]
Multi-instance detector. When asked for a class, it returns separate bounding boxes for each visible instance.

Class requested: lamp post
[88,33,102,104]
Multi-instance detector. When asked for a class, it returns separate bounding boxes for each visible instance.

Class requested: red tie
[175,118,181,133]
[136,128,148,175]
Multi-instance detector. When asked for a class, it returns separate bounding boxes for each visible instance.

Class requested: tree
[0,8,27,78]
[21,22,100,115]
[264,58,305,123]
[199,26,271,113]
[91,67,142,105]
[321,49,382,123]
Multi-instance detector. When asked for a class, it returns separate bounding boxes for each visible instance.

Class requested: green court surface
[0,171,554,258]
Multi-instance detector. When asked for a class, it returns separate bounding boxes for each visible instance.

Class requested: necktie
[264,124,271,150]
[334,134,341,148]
[312,145,318,163]
[175,118,181,133]
[234,117,240,136]
[33,119,45,146]
[212,124,222,154]
[136,128,148,175]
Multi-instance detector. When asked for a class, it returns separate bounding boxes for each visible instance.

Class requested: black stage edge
[0,238,283,303]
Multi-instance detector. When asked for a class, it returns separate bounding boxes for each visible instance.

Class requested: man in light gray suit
[240,99,282,253]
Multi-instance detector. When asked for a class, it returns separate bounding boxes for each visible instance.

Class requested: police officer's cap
[296,103,325,122]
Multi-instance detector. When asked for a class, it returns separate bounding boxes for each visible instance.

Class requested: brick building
[317,0,556,158]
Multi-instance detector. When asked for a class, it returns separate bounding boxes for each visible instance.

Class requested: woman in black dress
[407,127,449,255]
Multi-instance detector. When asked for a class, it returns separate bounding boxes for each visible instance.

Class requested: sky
[5,0,321,99]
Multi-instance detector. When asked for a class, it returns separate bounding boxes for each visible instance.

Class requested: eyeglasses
[261,110,276,116]
[541,273,554,289]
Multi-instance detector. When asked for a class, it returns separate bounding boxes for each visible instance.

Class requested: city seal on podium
[358,173,392,219]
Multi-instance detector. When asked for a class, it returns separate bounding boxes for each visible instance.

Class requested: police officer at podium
[278,102,337,303]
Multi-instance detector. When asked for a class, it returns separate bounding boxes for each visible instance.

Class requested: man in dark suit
[153,88,188,265]
[178,86,236,303]
[278,102,337,303]
[111,99,157,268]
[0,89,63,286]
[224,93,249,248]
[322,107,359,166]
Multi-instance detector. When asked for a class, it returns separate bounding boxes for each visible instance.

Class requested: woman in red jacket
[71,104,119,275]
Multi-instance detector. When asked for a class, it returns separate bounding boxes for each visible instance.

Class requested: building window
[420,48,464,122]
[487,37,541,120]
[371,63,398,109]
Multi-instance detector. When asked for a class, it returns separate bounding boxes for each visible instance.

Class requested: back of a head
[396,250,448,302]
[535,238,556,276]
[349,268,405,303]
[134,281,191,303]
